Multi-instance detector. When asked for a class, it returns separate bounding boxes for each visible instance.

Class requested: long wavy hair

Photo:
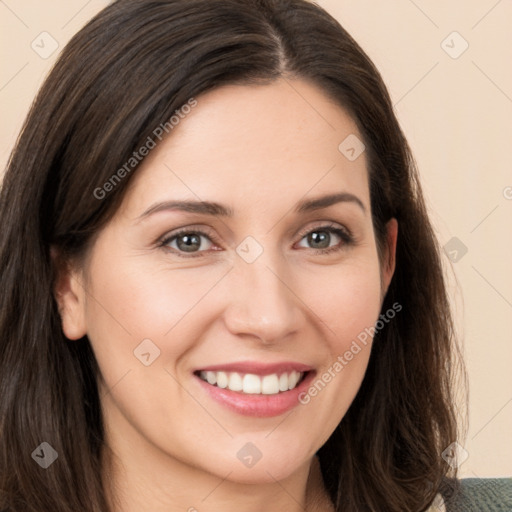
[0,0,466,510]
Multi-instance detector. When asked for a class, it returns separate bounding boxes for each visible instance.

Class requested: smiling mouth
[195,370,308,395]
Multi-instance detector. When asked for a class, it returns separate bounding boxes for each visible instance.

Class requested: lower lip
[195,372,316,418]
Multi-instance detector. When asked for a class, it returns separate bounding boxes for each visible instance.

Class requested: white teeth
[261,374,279,395]
[279,373,289,392]
[228,372,243,391]
[198,370,305,395]
[243,374,261,394]
[288,370,300,390]
[216,371,228,388]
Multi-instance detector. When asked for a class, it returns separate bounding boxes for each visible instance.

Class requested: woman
[1,0,510,510]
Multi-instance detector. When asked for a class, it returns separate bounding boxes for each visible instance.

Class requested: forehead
[121,78,369,217]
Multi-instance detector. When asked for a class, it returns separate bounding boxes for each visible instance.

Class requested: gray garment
[440,478,512,511]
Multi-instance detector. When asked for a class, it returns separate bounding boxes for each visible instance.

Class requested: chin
[207,437,313,485]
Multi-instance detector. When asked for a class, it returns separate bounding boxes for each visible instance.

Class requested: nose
[222,252,302,345]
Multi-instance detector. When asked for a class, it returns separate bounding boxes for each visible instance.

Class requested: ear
[381,218,398,296]
[51,246,87,340]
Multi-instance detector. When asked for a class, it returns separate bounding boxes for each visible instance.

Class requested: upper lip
[195,361,313,376]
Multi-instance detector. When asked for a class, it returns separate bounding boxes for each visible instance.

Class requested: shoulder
[438,477,512,511]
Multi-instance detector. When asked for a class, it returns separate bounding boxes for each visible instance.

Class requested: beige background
[1,0,511,478]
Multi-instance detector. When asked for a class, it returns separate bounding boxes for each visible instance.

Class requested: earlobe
[51,247,87,340]
[382,218,398,293]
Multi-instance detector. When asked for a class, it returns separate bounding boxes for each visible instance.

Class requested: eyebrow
[136,192,366,221]
[296,192,366,214]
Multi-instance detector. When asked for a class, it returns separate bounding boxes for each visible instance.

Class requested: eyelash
[158,223,355,258]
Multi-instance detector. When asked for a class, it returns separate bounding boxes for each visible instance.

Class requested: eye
[160,229,216,256]
[159,224,354,258]
[296,225,353,254]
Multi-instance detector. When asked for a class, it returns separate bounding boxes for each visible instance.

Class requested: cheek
[81,258,232,448]
[291,258,383,439]
[297,257,383,349]
[82,255,229,379]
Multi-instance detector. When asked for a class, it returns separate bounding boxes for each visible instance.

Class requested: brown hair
[0,0,466,510]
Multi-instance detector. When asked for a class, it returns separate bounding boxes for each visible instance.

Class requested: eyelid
[294,221,353,241]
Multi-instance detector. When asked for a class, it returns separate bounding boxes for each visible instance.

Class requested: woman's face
[59,78,396,486]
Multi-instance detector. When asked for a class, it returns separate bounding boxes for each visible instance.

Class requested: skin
[55,78,397,512]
